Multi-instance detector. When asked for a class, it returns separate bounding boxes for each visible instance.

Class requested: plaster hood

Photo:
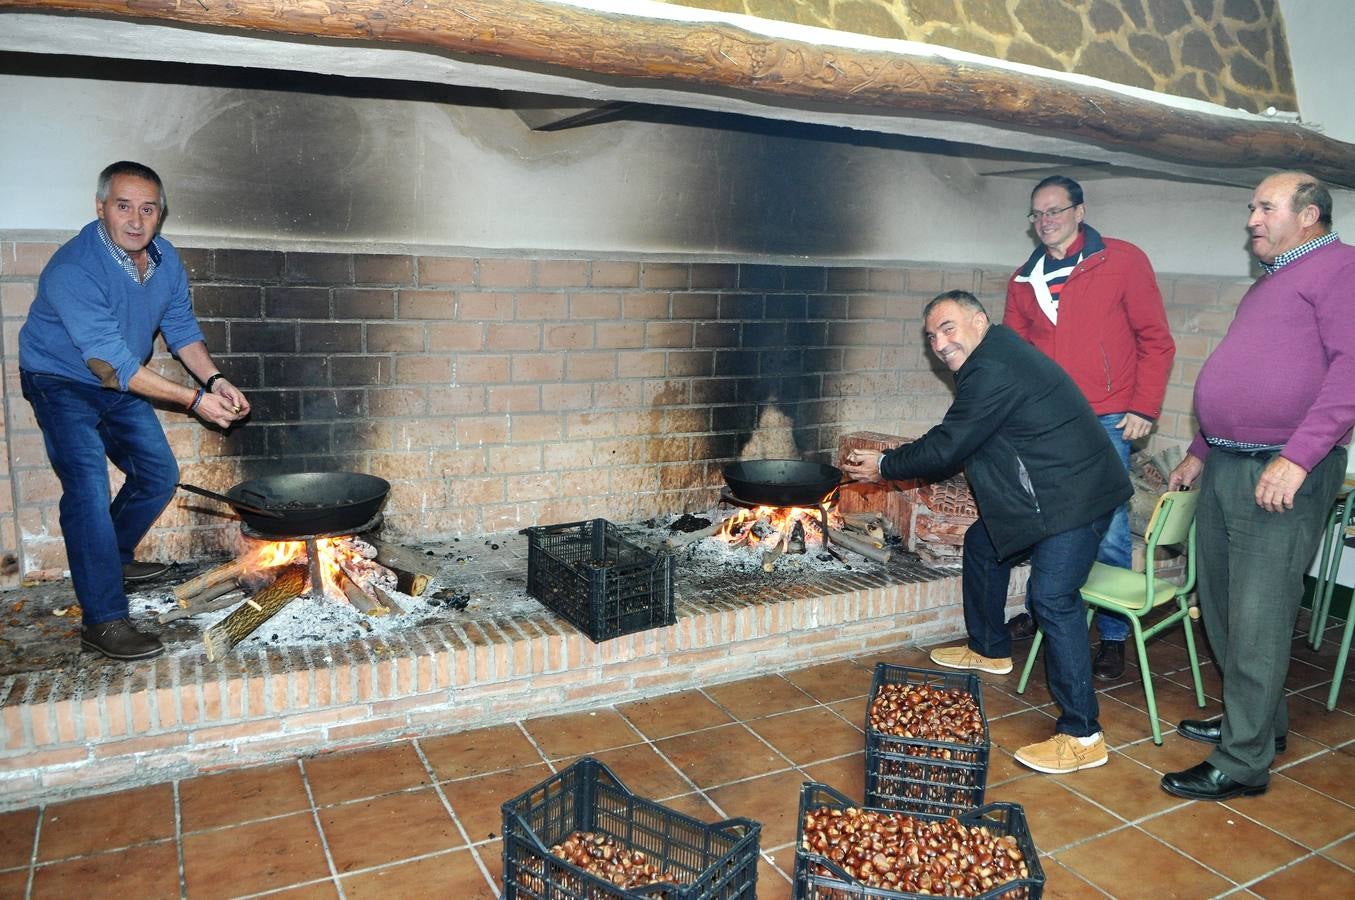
[3,0,1354,190]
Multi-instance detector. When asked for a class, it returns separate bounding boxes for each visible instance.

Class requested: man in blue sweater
[19,161,250,661]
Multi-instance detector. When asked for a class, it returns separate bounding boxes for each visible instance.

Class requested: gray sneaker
[81,618,165,661]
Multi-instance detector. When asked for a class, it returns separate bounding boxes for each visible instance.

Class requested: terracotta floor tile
[1249,853,1355,898]
[986,746,1038,790]
[852,646,935,671]
[442,763,552,846]
[1284,658,1328,694]
[1093,692,1162,748]
[319,787,463,873]
[1006,669,1055,707]
[340,847,497,899]
[1297,681,1355,716]
[656,723,790,788]
[419,722,544,780]
[1037,856,1111,898]
[704,769,807,851]
[1138,801,1308,884]
[476,838,503,886]
[1104,674,1218,728]
[801,751,866,803]
[1056,751,1182,823]
[304,741,431,806]
[782,659,874,703]
[1054,826,1233,897]
[1120,730,1220,776]
[702,674,815,720]
[981,684,1040,718]
[571,743,692,801]
[1276,748,1355,806]
[182,811,330,900]
[38,783,175,861]
[746,706,863,766]
[1222,774,1355,850]
[521,708,640,759]
[825,696,867,727]
[1288,693,1355,747]
[179,761,310,832]
[0,807,36,868]
[29,841,179,900]
[1320,833,1355,869]
[657,791,724,823]
[986,707,1059,755]
[0,871,29,897]
[1167,660,1225,701]
[757,854,794,900]
[264,882,341,899]
[616,688,735,739]
[985,777,1121,853]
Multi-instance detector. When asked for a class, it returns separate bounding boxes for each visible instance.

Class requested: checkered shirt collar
[1260,231,1339,274]
[96,221,161,284]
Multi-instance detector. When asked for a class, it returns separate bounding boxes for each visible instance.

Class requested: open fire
[669,497,891,568]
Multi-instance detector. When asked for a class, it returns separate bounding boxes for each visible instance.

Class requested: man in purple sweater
[1161,172,1355,801]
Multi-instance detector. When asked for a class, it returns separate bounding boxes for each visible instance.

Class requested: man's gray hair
[923,290,989,321]
[96,161,168,218]
[1291,175,1333,229]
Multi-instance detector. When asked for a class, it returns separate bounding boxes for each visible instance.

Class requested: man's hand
[207,376,250,418]
[841,448,885,484]
[1117,413,1154,441]
[1255,456,1308,513]
[1168,454,1204,491]
[193,391,248,429]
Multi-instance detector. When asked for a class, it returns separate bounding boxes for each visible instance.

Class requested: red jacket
[1004,225,1174,419]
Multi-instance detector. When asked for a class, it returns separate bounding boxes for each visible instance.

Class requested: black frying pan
[722,459,846,507]
[178,472,391,537]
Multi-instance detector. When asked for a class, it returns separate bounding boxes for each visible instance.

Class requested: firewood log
[174,558,247,607]
[365,538,434,596]
[336,564,388,616]
[827,528,892,564]
[203,564,307,661]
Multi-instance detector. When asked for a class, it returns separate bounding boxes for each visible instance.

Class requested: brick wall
[0,238,1253,584]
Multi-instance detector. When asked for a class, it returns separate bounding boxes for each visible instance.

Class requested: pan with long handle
[177,482,285,519]
[177,472,391,537]
[722,459,847,507]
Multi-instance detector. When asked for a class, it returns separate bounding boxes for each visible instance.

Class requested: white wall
[1279,0,1355,144]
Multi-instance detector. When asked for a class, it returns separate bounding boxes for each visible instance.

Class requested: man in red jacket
[1003,176,1176,679]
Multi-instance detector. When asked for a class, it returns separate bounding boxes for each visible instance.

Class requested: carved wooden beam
[5,0,1354,187]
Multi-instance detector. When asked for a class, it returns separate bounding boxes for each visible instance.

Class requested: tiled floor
[2,614,1354,899]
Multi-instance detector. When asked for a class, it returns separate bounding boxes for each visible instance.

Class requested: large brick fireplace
[0,238,1247,806]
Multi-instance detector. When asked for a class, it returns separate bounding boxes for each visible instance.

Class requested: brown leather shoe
[81,618,164,661]
[1092,640,1126,681]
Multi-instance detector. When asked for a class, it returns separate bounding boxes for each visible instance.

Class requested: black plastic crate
[525,518,676,642]
[502,757,760,900]
[793,782,1043,899]
[864,664,989,816]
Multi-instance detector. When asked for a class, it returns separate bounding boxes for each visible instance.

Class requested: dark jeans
[1093,413,1133,641]
[21,371,179,626]
[1197,445,1346,784]
[963,513,1110,737]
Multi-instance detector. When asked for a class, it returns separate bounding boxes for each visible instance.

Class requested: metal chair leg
[1309,502,1342,649]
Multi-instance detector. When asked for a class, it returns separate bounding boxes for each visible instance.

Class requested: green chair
[1306,483,1355,710]
[1016,490,1206,745]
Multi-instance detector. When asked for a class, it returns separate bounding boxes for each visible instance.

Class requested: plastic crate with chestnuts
[501,757,761,899]
[793,782,1044,899]
[864,664,990,816]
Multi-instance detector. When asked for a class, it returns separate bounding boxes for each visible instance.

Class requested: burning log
[174,558,248,608]
[366,537,434,596]
[787,520,807,555]
[664,519,726,549]
[335,563,388,617]
[371,584,405,615]
[203,564,307,661]
[827,527,892,564]
[158,591,242,624]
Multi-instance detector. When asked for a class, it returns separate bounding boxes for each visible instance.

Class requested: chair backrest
[1143,490,1199,602]
[1145,490,1198,550]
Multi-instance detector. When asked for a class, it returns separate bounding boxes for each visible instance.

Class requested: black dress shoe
[81,618,164,661]
[1161,762,1267,801]
[1178,718,1287,753]
[122,561,170,582]
[1092,640,1126,680]
[1006,613,1037,641]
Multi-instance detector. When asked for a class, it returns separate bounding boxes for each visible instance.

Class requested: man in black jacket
[842,290,1131,774]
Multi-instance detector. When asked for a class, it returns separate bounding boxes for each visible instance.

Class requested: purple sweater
[1189,239,1355,470]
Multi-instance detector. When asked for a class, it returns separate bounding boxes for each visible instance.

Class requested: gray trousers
[1197,445,1347,785]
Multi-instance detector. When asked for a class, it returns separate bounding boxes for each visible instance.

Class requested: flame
[236,536,368,600]
[714,501,842,551]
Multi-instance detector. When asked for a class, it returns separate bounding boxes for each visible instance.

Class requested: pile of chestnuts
[869,682,984,744]
[547,830,684,891]
[801,805,1030,897]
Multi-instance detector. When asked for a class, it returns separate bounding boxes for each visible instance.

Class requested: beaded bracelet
[205,373,226,392]
[189,389,204,412]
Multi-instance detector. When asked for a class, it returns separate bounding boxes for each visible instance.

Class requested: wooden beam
[3,0,1354,187]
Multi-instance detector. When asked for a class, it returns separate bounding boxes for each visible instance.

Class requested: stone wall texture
[662,0,1297,113]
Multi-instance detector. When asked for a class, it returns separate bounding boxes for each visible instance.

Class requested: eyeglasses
[1027,204,1079,222]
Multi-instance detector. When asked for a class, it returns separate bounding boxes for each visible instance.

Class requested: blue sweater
[19,221,205,390]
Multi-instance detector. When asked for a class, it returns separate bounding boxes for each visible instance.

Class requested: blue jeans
[1092,413,1133,641]
[963,513,1109,736]
[21,371,179,626]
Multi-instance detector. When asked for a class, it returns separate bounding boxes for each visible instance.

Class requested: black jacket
[879,324,1131,560]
